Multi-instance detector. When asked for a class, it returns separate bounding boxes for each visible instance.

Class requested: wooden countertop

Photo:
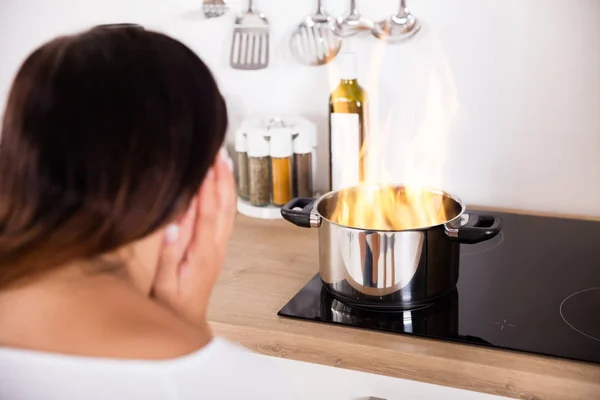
[207,214,600,400]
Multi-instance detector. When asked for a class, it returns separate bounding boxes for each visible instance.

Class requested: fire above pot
[281,184,502,310]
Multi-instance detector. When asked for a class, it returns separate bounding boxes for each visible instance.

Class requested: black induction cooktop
[278,212,600,364]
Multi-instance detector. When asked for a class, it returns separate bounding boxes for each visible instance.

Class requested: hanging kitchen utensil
[203,0,228,19]
[230,0,270,70]
[332,0,373,38]
[372,0,420,42]
[289,0,342,66]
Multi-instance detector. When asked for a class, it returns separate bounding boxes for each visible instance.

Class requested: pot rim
[312,183,467,232]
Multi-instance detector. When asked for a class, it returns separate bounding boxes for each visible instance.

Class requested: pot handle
[280,197,319,228]
[448,214,502,244]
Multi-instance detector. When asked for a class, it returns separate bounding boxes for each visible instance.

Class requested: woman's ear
[163,195,198,245]
[219,148,234,172]
[179,196,198,226]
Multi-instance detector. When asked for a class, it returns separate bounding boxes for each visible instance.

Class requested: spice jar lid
[234,129,248,152]
[292,131,313,155]
[269,128,293,158]
[293,119,317,152]
[247,131,270,158]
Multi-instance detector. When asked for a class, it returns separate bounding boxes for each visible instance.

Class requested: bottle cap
[247,130,270,158]
[269,128,293,158]
[290,119,317,147]
[339,52,357,81]
[234,129,248,152]
[293,130,313,155]
[267,118,286,129]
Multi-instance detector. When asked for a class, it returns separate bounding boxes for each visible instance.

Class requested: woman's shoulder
[1,335,294,400]
[110,303,211,360]
[0,279,209,360]
[1,334,294,400]
[161,338,295,399]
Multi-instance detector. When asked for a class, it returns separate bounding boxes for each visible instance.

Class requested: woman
[0,25,292,399]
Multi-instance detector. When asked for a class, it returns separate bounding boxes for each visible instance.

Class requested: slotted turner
[230,0,269,70]
[290,0,342,66]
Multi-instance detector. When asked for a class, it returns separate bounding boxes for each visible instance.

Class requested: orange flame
[330,185,448,231]
[328,26,459,231]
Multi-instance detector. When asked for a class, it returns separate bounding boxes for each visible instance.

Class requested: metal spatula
[230,0,269,70]
[290,0,342,66]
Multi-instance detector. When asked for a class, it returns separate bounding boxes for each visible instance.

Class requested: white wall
[1,0,599,216]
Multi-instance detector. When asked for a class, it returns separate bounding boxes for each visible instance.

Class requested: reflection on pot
[336,229,425,296]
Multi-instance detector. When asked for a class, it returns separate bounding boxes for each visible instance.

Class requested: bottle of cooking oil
[328,52,369,191]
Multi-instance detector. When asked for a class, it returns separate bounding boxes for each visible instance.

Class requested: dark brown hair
[0,26,227,286]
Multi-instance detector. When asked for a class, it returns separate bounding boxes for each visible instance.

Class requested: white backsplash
[1,0,599,216]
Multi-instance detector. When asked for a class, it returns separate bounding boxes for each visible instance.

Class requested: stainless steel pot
[281,185,502,310]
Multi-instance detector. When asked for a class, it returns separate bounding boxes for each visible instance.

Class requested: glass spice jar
[234,129,249,201]
[269,128,293,207]
[247,132,271,207]
[292,129,314,198]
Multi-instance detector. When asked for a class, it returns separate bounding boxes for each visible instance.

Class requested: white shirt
[0,337,294,400]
